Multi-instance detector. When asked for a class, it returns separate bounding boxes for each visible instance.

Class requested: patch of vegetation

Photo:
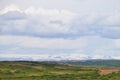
[0,61,120,80]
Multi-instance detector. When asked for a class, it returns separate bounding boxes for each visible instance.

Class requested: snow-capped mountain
[0,53,119,61]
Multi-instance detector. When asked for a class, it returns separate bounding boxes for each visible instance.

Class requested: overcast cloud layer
[0,4,120,39]
[0,0,120,60]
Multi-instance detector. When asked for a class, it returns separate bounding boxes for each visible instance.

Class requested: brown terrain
[100,69,120,75]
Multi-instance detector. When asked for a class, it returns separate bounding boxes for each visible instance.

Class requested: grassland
[0,61,120,80]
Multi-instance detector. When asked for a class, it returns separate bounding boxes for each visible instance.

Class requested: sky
[0,0,120,60]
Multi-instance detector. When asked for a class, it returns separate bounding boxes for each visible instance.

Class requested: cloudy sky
[0,0,120,60]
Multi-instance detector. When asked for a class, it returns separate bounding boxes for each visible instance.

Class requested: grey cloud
[99,26,120,39]
[0,11,26,20]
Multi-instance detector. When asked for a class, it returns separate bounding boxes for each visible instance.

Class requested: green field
[0,61,120,80]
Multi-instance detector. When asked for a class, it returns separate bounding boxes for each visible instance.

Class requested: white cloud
[0,4,21,15]
[0,5,78,37]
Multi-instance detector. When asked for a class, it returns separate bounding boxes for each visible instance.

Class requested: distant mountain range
[0,54,120,61]
[59,60,120,66]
